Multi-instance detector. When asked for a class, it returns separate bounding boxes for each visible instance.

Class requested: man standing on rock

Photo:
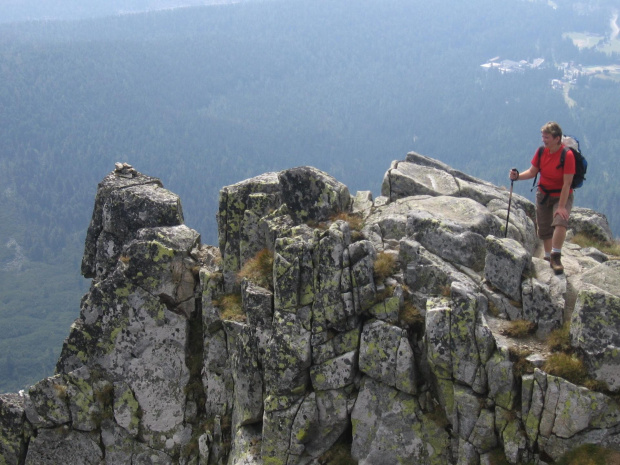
[509,121,575,274]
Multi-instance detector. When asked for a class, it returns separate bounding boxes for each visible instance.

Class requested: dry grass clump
[546,323,572,353]
[508,347,534,377]
[544,323,608,392]
[556,443,620,465]
[216,293,245,322]
[501,319,536,338]
[237,249,274,290]
[439,284,451,297]
[318,442,356,465]
[374,285,395,303]
[487,300,502,318]
[399,301,424,331]
[571,232,620,257]
[542,353,589,385]
[484,448,512,465]
[374,251,397,282]
[331,212,364,232]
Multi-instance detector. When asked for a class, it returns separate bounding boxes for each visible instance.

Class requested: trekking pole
[505,168,516,238]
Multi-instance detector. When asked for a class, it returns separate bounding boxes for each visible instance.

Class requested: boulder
[351,377,451,465]
[81,170,183,279]
[358,319,417,394]
[218,172,282,290]
[0,394,29,465]
[578,260,620,298]
[570,286,620,392]
[569,207,614,243]
[279,166,351,223]
[405,196,503,271]
[484,236,531,302]
[381,160,460,200]
[523,370,620,461]
[223,320,263,429]
[25,427,104,464]
[522,277,563,337]
[400,239,479,304]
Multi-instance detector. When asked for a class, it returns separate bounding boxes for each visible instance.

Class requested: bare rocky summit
[1,153,619,464]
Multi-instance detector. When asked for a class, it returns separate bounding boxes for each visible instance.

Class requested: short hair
[541,121,562,139]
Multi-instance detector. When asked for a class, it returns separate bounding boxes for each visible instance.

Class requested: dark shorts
[535,190,574,240]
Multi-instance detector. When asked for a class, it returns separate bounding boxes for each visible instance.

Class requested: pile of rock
[2,156,619,465]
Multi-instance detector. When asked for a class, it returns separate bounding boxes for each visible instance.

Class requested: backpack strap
[531,146,544,191]
[556,148,569,170]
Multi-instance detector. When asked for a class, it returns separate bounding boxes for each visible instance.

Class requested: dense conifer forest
[1,0,619,392]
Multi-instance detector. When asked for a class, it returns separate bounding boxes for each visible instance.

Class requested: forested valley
[1,0,619,392]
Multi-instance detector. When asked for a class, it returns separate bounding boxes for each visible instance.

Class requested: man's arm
[555,173,574,220]
[509,165,539,181]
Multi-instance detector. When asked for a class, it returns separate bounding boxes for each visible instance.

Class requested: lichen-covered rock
[4,159,620,465]
[351,376,451,465]
[570,286,620,392]
[469,409,497,453]
[263,310,311,399]
[0,393,30,465]
[82,170,183,279]
[382,151,535,252]
[381,159,460,200]
[569,207,614,243]
[228,424,262,465]
[358,319,417,394]
[454,385,482,440]
[400,239,478,299]
[484,236,530,302]
[523,370,620,461]
[278,166,351,224]
[405,196,502,271]
[450,285,479,380]
[522,277,563,337]
[223,320,263,429]
[53,189,201,460]
[486,348,517,410]
[25,426,104,464]
[310,350,358,391]
[578,260,620,298]
[218,172,282,290]
[425,297,453,381]
[486,197,537,253]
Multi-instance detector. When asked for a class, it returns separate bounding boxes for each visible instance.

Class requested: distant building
[480,57,545,73]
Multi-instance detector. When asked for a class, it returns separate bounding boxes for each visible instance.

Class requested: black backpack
[532,135,588,197]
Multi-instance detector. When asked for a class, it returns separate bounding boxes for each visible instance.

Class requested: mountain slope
[1,0,618,392]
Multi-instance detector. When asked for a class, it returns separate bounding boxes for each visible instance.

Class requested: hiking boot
[544,256,550,262]
[549,252,564,274]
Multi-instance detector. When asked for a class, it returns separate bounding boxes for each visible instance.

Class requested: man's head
[541,121,562,140]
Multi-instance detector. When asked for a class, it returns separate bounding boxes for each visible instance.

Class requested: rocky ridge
[1,153,619,464]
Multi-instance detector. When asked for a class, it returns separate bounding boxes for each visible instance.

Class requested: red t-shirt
[531,145,576,197]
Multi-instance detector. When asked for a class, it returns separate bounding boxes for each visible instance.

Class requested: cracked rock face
[2,157,619,465]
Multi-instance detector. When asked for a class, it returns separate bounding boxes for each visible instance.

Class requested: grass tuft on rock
[374,251,397,282]
[556,443,620,465]
[331,211,364,232]
[399,301,424,332]
[501,319,536,338]
[546,322,572,353]
[216,293,245,322]
[542,353,588,385]
[508,347,534,377]
[571,232,620,256]
[237,249,274,290]
[318,442,356,465]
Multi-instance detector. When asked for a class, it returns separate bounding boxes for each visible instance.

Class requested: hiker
[509,121,575,274]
